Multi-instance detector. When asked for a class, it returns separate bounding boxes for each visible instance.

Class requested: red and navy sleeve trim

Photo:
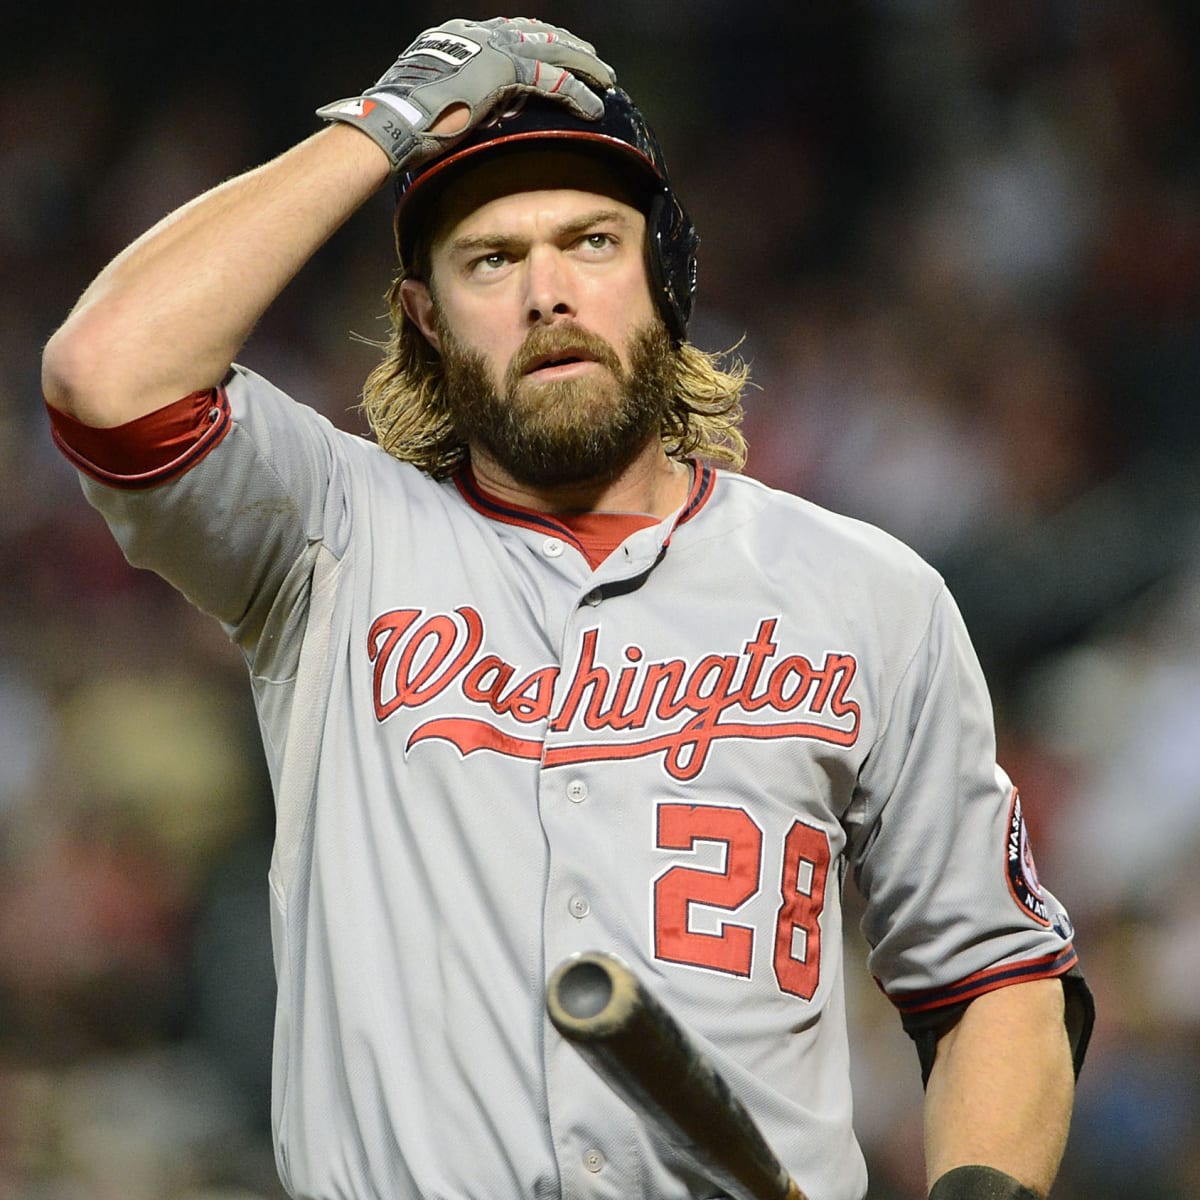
[46,387,233,490]
[884,945,1080,1016]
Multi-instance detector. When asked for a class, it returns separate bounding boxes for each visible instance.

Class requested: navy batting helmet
[393,87,699,341]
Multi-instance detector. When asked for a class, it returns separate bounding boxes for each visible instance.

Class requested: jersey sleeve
[847,584,1091,1070]
[48,364,353,669]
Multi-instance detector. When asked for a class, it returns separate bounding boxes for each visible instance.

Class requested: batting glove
[317,17,616,172]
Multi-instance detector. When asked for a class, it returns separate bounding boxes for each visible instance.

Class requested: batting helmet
[393,87,699,341]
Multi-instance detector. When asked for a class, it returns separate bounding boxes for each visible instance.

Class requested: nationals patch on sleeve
[1006,790,1051,926]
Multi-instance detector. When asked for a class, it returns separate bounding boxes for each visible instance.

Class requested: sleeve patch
[1006,789,1052,927]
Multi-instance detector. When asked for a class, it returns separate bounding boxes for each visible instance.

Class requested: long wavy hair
[360,266,750,479]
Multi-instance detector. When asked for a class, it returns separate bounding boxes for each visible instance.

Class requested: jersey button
[542,537,565,558]
[583,1148,605,1173]
[568,895,590,919]
[566,779,588,803]
[583,589,602,606]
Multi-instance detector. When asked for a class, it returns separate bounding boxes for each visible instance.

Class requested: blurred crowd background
[3,1,1199,1197]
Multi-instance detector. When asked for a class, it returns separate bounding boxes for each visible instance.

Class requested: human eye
[574,230,619,259]
[468,249,514,277]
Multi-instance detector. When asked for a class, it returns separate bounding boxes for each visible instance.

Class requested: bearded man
[42,18,1090,1200]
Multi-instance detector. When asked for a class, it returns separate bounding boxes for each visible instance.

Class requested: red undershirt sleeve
[45,387,233,489]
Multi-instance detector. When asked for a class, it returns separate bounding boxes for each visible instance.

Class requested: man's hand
[317,17,616,172]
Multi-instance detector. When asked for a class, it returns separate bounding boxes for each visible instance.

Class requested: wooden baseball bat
[546,951,809,1200]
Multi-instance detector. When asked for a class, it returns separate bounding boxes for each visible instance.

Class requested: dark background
[2,2,1199,1197]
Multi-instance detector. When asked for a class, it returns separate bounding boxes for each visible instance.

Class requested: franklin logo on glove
[407,32,483,64]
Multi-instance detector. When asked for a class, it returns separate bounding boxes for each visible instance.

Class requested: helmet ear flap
[646,190,699,344]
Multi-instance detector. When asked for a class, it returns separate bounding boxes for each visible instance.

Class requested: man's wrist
[316,95,421,172]
[929,1165,1043,1200]
[318,121,395,181]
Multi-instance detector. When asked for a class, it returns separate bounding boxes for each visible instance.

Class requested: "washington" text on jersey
[368,607,861,781]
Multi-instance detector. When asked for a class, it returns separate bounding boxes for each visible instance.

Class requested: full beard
[437,317,678,490]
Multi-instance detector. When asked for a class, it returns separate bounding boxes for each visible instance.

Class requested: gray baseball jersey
[51,364,1084,1200]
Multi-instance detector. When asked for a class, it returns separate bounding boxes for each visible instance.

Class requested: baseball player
[42,18,1092,1200]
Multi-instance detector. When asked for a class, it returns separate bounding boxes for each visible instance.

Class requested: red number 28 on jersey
[653,803,832,1001]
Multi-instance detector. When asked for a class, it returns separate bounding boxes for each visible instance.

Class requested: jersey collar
[452,459,716,559]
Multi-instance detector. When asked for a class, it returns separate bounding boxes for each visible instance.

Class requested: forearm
[42,122,390,427]
[923,980,1074,1197]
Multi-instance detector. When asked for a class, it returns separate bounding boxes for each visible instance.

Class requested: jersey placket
[538,522,677,1198]
[448,465,714,1195]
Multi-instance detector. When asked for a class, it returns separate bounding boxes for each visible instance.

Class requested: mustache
[507,323,624,384]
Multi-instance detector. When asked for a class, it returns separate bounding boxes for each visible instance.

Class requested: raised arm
[924,979,1075,1199]
[42,17,615,428]
[41,126,389,427]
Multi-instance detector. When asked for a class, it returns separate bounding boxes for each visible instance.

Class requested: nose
[523,245,576,326]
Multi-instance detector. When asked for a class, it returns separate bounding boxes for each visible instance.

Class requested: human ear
[399,278,440,350]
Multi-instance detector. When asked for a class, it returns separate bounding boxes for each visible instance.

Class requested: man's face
[403,152,676,489]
